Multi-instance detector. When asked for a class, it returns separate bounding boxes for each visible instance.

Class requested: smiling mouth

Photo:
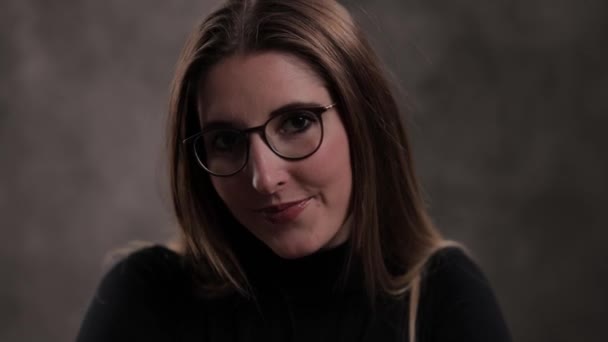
[255,197,312,223]
[256,197,312,213]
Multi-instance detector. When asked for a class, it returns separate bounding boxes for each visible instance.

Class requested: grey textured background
[1,0,606,341]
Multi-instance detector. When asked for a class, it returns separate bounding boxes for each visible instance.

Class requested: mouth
[255,197,312,223]
[256,197,312,213]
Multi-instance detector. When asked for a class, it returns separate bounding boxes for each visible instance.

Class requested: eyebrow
[202,100,326,131]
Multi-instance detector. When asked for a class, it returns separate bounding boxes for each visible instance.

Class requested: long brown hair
[168,0,449,337]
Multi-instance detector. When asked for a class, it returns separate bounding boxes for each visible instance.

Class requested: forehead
[198,52,330,125]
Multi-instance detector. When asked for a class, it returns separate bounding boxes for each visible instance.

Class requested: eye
[208,130,243,151]
[278,111,317,134]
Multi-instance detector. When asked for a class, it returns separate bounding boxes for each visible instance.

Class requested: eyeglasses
[183,103,336,177]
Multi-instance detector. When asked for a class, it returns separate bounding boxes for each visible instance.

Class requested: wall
[1,0,606,341]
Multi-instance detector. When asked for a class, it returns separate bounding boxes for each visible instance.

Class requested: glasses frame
[183,103,337,177]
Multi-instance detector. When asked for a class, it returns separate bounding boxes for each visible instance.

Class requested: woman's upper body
[77,230,511,342]
[78,0,512,340]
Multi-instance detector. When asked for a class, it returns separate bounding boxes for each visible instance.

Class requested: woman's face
[198,52,352,259]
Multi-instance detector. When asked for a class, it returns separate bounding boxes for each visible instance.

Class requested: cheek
[296,127,352,202]
[210,178,243,210]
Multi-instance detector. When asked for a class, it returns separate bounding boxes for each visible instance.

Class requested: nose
[247,134,287,194]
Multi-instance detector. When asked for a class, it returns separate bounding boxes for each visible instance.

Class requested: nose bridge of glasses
[243,122,274,154]
[243,123,266,139]
[247,127,275,162]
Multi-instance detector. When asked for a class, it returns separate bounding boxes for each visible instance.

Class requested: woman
[78,0,511,341]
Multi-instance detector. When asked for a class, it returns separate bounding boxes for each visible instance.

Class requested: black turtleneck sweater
[77,237,511,342]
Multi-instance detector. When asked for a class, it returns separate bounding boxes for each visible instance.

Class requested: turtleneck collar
[230,226,362,299]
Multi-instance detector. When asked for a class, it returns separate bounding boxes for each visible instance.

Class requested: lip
[256,197,312,224]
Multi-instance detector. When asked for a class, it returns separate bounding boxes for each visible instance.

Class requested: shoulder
[419,247,512,341]
[108,245,184,278]
[422,246,498,305]
[90,245,189,309]
[97,245,186,298]
[424,247,491,294]
[78,246,190,341]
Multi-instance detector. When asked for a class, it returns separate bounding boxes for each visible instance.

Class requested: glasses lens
[195,129,247,175]
[266,109,323,158]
